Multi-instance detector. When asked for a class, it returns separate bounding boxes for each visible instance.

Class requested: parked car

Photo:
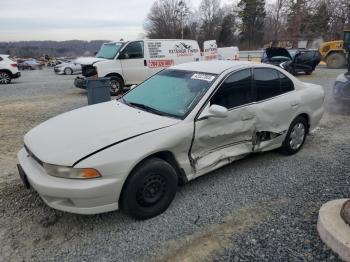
[47,60,63,67]
[261,47,321,75]
[333,72,350,100]
[74,39,201,95]
[17,61,325,219]
[54,61,82,75]
[18,59,43,70]
[0,54,20,84]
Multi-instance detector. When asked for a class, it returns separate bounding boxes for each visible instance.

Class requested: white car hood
[24,101,180,166]
[75,56,106,65]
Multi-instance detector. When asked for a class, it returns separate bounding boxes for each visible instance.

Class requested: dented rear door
[252,68,300,151]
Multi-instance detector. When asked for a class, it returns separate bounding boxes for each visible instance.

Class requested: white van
[75,39,201,94]
[217,46,239,61]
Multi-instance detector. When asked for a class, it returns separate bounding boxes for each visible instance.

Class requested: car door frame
[118,41,148,85]
[293,51,313,73]
[189,67,258,177]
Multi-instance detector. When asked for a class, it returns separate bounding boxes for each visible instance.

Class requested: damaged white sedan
[17,61,325,219]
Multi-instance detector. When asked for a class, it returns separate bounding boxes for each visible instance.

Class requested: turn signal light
[83,168,101,178]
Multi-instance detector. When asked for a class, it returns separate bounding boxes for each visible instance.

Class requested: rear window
[254,68,294,101]
[278,72,294,93]
[254,68,281,101]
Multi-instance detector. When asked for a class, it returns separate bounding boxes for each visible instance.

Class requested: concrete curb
[317,199,350,262]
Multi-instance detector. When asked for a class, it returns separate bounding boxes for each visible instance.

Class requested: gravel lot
[0,67,349,261]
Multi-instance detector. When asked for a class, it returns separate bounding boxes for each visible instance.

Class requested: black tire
[305,71,312,75]
[0,71,11,84]
[64,67,73,75]
[109,75,124,96]
[326,53,346,69]
[280,116,308,155]
[120,158,178,220]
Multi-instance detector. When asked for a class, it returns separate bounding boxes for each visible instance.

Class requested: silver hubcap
[111,80,120,93]
[0,72,10,84]
[289,122,306,150]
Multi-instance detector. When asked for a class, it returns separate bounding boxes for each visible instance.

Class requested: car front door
[252,68,300,151]
[119,41,147,85]
[190,69,257,174]
[294,51,313,73]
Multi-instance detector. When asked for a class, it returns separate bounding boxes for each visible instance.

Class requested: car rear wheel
[120,158,178,220]
[0,71,11,84]
[109,76,124,96]
[64,68,73,75]
[280,116,308,155]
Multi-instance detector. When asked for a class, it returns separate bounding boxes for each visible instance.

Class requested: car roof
[170,60,256,74]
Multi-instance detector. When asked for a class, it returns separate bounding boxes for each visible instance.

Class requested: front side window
[121,41,144,59]
[254,68,280,101]
[123,70,217,118]
[96,43,124,59]
[211,69,253,109]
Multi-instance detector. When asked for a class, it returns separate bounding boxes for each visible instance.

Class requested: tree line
[144,0,350,50]
[0,40,107,58]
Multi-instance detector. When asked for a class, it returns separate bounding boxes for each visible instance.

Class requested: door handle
[144,60,147,66]
[241,114,254,121]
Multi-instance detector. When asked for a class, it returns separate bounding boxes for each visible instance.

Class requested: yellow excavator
[319,30,350,69]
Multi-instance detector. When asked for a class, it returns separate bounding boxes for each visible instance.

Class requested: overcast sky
[1,0,234,42]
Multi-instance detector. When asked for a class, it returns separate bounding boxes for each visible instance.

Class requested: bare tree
[238,0,266,49]
[199,0,223,41]
[144,0,191,39]
[327,0,350,40]
[269,0,287,41]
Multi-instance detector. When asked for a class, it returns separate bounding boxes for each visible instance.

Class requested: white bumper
[17,148,123,214]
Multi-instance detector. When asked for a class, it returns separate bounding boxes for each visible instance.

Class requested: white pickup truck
[75,39,202,95]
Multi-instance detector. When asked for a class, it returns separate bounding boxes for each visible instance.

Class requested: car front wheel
[120,158,178,220]
[64,68,73,75]
[280,116,308,155]
[0,71,11,84]
[109,76,124,96]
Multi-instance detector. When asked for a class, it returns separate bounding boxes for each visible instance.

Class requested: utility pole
[178,1,186,39]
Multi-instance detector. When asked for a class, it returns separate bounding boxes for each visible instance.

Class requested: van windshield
[96,43,124,59]
[122,69,217,118]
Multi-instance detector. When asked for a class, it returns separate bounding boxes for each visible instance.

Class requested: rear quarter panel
[296,82,325,131]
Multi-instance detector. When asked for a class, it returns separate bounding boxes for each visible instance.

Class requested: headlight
[43,163,101,179]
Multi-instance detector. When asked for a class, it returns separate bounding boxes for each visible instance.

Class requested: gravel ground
[0,67,349,261]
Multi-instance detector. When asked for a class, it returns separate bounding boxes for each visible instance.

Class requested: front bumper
[54,67,64,74]
[74,76,87,89]
[12,72,21,79]
[333,81,350,100]
[17,148,123,214]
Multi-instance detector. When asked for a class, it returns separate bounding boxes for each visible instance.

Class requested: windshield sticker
[191,73,215,82]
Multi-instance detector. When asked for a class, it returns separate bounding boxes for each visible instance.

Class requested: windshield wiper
[128,102,168,116]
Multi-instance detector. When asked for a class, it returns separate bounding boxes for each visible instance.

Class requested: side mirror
[199,104,228,120]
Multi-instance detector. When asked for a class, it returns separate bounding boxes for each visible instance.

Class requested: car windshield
[122,69,217,118]
[96,43,124,59]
